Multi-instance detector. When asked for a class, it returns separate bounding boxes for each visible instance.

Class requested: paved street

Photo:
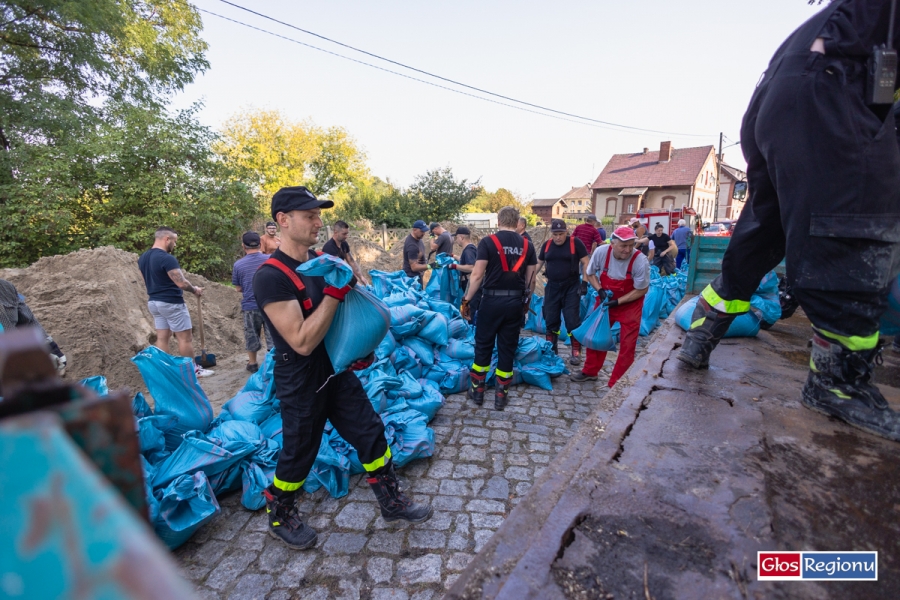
[174,347,630,600]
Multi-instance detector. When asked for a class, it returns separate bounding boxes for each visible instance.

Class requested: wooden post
[382,223,388,250]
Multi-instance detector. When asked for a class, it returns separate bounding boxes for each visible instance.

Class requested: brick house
[531,198,568,223]
[559,185,593,220]
[590,141,719,224]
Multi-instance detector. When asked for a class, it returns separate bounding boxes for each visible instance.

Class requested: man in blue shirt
[671,219,692,270]
[138,227,211,376]
[233,231,273,372]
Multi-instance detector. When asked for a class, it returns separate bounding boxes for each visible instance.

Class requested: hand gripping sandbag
[132,346,214,449]
[297,255,391,374]
[571,301,617,352]
[425,253,462,305]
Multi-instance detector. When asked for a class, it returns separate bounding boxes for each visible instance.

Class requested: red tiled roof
[559,185,591,201]
[591,145,715,190]
[532,198,566,208]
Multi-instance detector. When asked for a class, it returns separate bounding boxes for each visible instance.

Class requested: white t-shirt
[585,246,650,290]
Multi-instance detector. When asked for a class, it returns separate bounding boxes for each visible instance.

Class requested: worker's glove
[448,264,458,270]
[428,262,437,269]
[606,298,619,308]
[349,352,375,372]
[578,281,588,296]
[460,299,471,320]
[49,353,67,376]
[324,285,353,302]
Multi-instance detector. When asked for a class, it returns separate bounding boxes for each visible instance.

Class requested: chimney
[659,141,672,163]
[642,147,649,155]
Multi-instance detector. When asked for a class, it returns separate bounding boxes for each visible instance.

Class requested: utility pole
[713,132,724,222]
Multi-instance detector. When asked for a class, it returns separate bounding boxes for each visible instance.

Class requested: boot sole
[800,391,900,442]
[383,505,434,524]
[676,351,708,370]
[570,375,597,382]
[268,528,317,550]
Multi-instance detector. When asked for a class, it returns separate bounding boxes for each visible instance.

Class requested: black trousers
[543,279,581,335]
[712,49,900,337]
[273,349,388,493]
[473,295,522,375]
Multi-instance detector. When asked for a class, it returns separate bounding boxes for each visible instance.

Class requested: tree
[407,167,481,224]
[0,0,208,184]
[465,187,539,224]
[214,108,369,208]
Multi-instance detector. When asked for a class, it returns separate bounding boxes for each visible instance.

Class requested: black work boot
[263,486,318,549]
[545,333,559,355]
[801,331,900,441]
[569,337,582,365]
[467,371,486,406]
[495,375,513,411]
[677,298,737,369]
[367,462,433,523]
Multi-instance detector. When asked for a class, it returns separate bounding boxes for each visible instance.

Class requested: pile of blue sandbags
[640,264,689,336]
[116,257,566,550]
[673,270,782,338]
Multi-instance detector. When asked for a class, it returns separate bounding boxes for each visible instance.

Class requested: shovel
[194,297,217,368]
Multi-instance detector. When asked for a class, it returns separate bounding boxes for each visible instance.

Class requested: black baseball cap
[265,221,276,227]
[453,226,471,236]
[242,231,261,248]
[550,219,567,232]
[270,186,334,220]
[429,222,440,232]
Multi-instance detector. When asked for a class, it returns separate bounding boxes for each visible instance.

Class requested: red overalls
[582,249,644,387]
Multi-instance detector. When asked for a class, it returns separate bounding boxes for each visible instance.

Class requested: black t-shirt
[820,0,900,62]
[402,234,426,278]
[648,233,672,255]
[252,248,328,361]
[322,238,351,261]
[459,243,477,286]
[538,236,588,283]
[521,231,532,243]
[432,231,454,257]
[475,230,537,291]
[138,248,184,304]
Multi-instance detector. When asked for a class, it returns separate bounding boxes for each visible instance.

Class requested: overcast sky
[172,0,823,199]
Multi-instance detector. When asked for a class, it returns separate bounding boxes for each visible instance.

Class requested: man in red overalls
[571,226,650,387]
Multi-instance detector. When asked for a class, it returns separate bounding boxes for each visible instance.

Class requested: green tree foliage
[466,187,538,225]
[407,167,481,225]
[214,108,369,208]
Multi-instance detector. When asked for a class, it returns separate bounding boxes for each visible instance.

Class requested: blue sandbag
[390,346,423,378]
[674,296,762,338]
[131,346,214,450]
[418,313,450,346]
[132,392,152,418]
[80,376,108,396]
[151,432,258,490]
[242,349,275,394]
[389,305,431,339]
[427,299,462,320]
[751,271,782,326]
[439,365,470,395]
[444,337,475,360]
[221,390,275,425]
[138,415,178,464]
[153,471,220,550]
[240,462,269,510]
[393,371,424,399]
[425,253,462,305]
[259,413,283,444]
[383,409,434,467]
[206,420,266,446]
[572,303,617,352]
[580,287,599,321]
[327,429,365,475]
[302,427,352,498]
[409,380,444,421]
[403,336,435,366]
[524,294,546,333]
[881,276,900,336]
[515,337,543,365]
[640,284,666,336]
[448,317,469,339]
[297,255,391,374]
[375,330,398,360]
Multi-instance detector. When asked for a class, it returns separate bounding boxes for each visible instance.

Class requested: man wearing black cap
[462,206,537,410]
[429,222,454,259]
[453,226,479,322]
[261,221,281,255]
[253,186,432,550]
[536,219,589,365]
[232,232,274,372]
[403,220,430,283]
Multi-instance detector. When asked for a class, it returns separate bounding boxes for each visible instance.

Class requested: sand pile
[348,236,403,274]
[0,246,243,393]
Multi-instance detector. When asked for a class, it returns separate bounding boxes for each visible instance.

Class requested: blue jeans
[676,249,689,269]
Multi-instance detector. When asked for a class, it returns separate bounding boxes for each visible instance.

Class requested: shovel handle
[196,296,206,356]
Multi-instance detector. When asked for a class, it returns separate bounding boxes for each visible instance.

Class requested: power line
[210,0,714,138]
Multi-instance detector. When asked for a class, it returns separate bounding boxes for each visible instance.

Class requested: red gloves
[350,352,375,371]
[448,264,458,270]
[324,285,352,301]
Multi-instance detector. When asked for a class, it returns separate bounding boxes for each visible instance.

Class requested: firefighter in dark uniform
[461,206,537,410]
[680,0,900,441]
[452,226,480,323]
[536,219,590,365]
[253,186,432,549]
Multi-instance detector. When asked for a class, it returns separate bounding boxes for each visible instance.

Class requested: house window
[606,198,617,216]
[627,203,635,213]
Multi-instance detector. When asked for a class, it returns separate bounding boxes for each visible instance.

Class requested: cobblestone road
[175,345,631,599]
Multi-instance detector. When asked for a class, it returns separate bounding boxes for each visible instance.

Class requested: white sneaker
[195,367,215,378]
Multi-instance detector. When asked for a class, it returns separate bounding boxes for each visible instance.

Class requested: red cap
[611,226,637,241]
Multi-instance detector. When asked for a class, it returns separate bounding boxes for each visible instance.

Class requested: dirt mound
[349,236,403,274]
[0,246,243,394]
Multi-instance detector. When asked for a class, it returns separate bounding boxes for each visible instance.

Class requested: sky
[172,0,825,200]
